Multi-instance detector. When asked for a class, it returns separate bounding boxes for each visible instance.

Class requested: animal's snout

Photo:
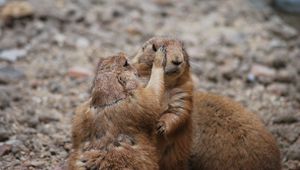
[172,60,182,66]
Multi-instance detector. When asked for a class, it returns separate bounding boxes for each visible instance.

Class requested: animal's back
[189,91,281,170]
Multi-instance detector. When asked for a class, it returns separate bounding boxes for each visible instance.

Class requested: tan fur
[189,91,281,170]
[132,37,193,170]
[68,49,167,170]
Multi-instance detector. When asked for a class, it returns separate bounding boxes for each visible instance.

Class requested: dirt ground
[0,0,299,169]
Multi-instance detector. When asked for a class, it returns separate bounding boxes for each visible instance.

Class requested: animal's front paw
[156,113,179,137]
[156,118,172,137]
[76,150,102,170]
[153,45,167,68]
[156,120,167,136]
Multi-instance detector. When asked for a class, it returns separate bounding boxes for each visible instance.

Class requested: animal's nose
[172,60,182,66]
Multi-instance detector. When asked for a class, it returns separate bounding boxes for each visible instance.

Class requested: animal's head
[91,53,139,108]
[133,37,190,80]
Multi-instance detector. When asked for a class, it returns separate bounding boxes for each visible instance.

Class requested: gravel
[0,0,299,169]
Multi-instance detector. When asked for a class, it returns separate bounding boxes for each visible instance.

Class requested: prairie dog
[132,37,193,170]
[189,91,281,170]
[69,48,167,170]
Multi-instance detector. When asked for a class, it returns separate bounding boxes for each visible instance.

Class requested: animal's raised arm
[134,46,167,113]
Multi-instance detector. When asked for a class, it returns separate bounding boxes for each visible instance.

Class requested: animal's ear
[152,43,157,52]
[115,53,128,67]
[91,72,126,107]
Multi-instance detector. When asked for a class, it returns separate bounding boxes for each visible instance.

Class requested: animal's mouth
[165,68,180,75]
[95,97,125,109]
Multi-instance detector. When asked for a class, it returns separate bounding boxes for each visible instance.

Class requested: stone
[286,140,300,161]
[0,129,10,142]
[250,64,276,83]
[126,25,142,36]
[67,66,93,79]
[0,144,12,156]
[274,0,300,13]
[0,48,27,62]
[267,83,288,96]
[76,37,90,49]
[153,0,173,6]
[276,125,300,143]
[6,139,24,154]
[246,73,256,83]
[0,0,7,6]
[0,1,33,21]
[273,115,298,124]
[269,22,298,40]
[48,81,63,93]
[0,66,25,84]
[0,89,10,109]
[275,70,294,83]
[219,59,239,80]
[38,113,59,123]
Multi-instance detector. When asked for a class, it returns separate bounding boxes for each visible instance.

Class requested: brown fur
[132,37,193,170]
[189,91,281,170]
[68,49,167,170]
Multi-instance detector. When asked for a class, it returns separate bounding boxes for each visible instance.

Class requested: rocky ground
[0,0,299,169]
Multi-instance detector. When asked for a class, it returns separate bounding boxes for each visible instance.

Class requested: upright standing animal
[132,37,193,170]
[133,36,281,170]
[68,48,168,170]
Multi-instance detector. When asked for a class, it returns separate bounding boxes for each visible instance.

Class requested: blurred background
[0,0,299,169]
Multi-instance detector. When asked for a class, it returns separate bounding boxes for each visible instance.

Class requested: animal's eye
[123,60,129,67]
[152,44,157,52]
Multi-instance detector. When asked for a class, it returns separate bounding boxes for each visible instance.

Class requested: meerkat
[189,91,281,170]
[132,37,193,170]
[68,48,168,170]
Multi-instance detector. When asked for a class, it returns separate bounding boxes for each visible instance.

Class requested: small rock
[250,64,276,83]
[0,128,11,142]
[270,23,298,39]
[269,39,286,49]
[76,37,90,49]
[0,144,12,156]
[67,66,93,79]
[53,34,66,46]
[126,25,142,36]
[219,59,239,80]
[275,0,300,13]
[0,1,33,21]
[28,160,44,167]
[54,161,68,170]
[6,139,24,154]
[0,66,25,84]
[0,0,7,6]
[0,89,10,109]
[267,83,288,96]
[275,70,294,83]
[38,114,59,123]
[246,73,256,83]
[48,81,63,93]
[286,141,300,161]
[271,56,287,69]
[0,48,27,62]
[153,0,173,6]
[19,112,39,128]
[273,115,298,124]
[276,126,300,143]
[223,31,246,46]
